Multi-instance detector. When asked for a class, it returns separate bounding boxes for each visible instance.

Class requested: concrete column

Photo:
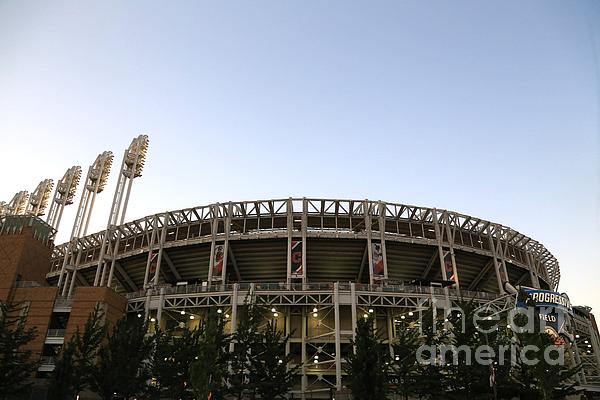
[301,198,308,287]
[364,200,374,285]
[156,287,165,326]
[334,282,342,391]
[286,198,293,285]
[229,283,238,353]
[301,306,307,399]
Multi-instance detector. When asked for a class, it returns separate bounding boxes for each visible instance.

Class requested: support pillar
[351,282,357,344]
[364,200,374,285]
[143,217,159,289]
[156,287,165,327]
[286,198,293,285]
[301,306,307,399]
[152,222,168,286]
[229,283,238,353]
[333,282,342,391]
[377,201,388,281]
[301,198,308,287]
[207,203,219,286]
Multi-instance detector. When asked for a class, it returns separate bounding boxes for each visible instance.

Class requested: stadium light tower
[58,151,113,296]
[6,191,30,216]
[26,179,54,217]
[96,134,149,287]
[46,166,82,231]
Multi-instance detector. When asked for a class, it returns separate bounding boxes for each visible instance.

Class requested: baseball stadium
[1,136,599,397]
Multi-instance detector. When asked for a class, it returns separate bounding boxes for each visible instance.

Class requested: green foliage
[0,301,37,400]
[228,300,266,399]
[150,325,203,400]
[345,314,389,400]
[249,319,299,400]
[511,326,581,400]
[412,306,448,399]
[445,300,494,400]
[390,318,420,400]
[48,304,105,400]
[91,315,153,400]
[189,309,230,400]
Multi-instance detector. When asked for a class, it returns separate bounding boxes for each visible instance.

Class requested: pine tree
[48,304,105,400]
[390,318,420,400]
[149,326,202,400]
[445,300,492,400]
[189,308,230,400]
[509,294,582,400]
[91,315,153,400]
[511,325,581,400]
[0,300,37,400]
[412,306,448,399]
[227,300,265,399]
[345,314,389,400]
[249,319,299,400]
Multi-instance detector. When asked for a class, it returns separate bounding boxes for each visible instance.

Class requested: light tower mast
[57,152,113,296]
[95,134,149,287]
[5,191,30,216]
[26,179,54,216]
[46,166,82,231]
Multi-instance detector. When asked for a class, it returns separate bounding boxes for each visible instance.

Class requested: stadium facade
[1,198,600,397]
[1,137,599,397]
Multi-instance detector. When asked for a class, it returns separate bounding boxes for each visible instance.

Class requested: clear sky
[1,1,598,312]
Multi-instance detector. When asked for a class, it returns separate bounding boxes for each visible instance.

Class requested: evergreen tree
[511,324,581,399]
[48,304,105,400]
[390,318,420,400]
[227,300,265,399]
[91,315,153,400]
[413,306,448,399]
[149,326,202,400]
[345,314,389,400]
[0,300,37,400]
[445,300,492,400]
[249,319,299,400]
[189,308,230,400]
[509,293,582,400]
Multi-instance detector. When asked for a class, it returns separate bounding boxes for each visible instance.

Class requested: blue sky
[1,1,598,311]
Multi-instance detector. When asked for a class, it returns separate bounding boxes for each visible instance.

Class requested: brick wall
[65,287,127,341]
[0,226,53,302]
[11,287,59,360]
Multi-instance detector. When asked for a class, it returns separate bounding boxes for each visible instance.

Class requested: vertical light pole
[96,135,149,288]
[58,152,113,296]
[26,179,54,217]
[46,166,82,232]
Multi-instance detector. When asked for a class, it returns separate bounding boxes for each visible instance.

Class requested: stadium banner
[516,287,573,345]
[148,251,159,282]
[372,242,385,280]
[291,240,304,278]
[443,251,456,285]
[212,244,225,281]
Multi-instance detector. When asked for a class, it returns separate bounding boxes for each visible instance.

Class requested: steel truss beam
[48,198,560,291]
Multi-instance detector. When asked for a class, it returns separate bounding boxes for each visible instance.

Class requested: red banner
[291,241,304,278]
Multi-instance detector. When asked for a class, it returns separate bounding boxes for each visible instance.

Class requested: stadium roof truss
[48,198,560,291]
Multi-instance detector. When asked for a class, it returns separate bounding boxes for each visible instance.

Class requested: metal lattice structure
[42,197,574,395]
[95,134,149,287]
[46,166,82,231]
[48,198,560,291]
[57,151,113,297]
[4,191,30,216]
[26,179,54,217]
